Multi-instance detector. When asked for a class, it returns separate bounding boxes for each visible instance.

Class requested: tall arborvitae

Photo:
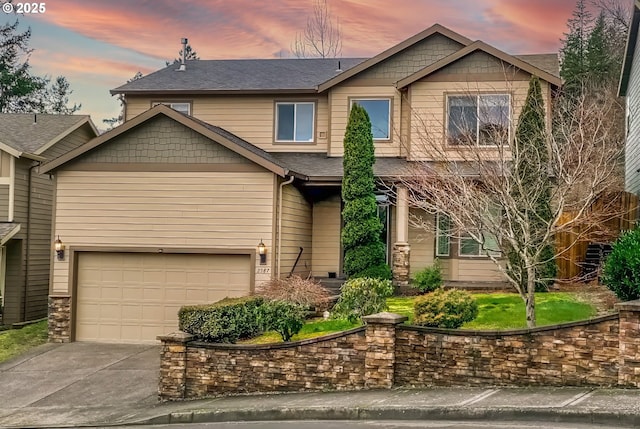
[341,104,390,279]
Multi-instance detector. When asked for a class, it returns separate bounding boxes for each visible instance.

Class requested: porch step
[316,277,346,295]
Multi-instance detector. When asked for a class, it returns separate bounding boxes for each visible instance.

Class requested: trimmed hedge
[413,288,478,329]
[178,296,267,343]
[332,277,394,323]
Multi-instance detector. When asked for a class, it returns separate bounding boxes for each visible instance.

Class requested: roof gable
[396,40,562,89]
[0,114,97,158]
[41,105,288,176]
[317,24,473,92]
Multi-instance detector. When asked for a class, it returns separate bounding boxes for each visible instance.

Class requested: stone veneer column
[392,185,410,288]
[157,331,193,400]
[362,312,407,389]
[48,295,72,343]
[617,300,640,386]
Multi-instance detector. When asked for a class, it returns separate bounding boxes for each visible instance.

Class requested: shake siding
[279,185,312,277]
[408,79,545,161]
[328,86,401,157]
[125,95,330,153]
[626,28,640,195]
[51,171,275,294]
[311,195,341,276]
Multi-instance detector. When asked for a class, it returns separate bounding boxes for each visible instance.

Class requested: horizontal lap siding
[279,185,312,278]
[52,171,275,294]
[312,195,341,276]
[626,28,640,196]
[125,95,329,153]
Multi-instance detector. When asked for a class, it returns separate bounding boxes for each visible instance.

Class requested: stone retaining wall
[158,301,640,400]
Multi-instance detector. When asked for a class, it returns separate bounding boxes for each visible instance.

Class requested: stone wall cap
[616,300,640,311]
[363,312,408,324]
[157,331,194,342]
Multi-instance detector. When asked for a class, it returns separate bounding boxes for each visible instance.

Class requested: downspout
[22,162,38,322]
[276,175,295,278]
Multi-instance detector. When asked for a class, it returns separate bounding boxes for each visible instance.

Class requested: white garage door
[75,252,251,343]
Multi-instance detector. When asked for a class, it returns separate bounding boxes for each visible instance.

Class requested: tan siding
[455,258,504,282]
[408,209,435,274]
[125,95,330,153]
[0,151,11,177]
[408,79,548,160]
[41,123,96,161]
[279,185,312,277]
[311,194,341,276]
[2,239,23,324]
[328,86,401,157]
[52,171,275,294]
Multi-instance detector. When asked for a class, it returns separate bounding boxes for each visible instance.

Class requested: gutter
[276,175,295,278]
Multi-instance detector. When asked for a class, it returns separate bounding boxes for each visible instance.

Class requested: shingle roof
[0,114,91,155]
[0,222,20,245]
[515,54,560,78]
[112,58,367,94]
[271,152,411,181]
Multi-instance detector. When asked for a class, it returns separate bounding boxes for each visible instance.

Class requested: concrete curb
[132,406,640,427]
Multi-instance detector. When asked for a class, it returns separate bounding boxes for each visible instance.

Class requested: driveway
[0,342,160,427]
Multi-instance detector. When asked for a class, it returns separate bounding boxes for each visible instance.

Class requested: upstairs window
[152,101,191,115]
[352,98,391,140]
[276,102,315,142]
[447,94,509,145]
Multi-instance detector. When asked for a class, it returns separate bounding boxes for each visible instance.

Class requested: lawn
[242,292,597,344]
[0,320,48,363]
[388,292,597,330]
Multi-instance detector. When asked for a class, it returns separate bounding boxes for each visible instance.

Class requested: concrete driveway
[0,342,160,427]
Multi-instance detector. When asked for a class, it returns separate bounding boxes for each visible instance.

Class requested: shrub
[332,277,394,323]
[263,300,306,341]
[353,263,392,280]
[258,276,331,309]
[411,260,443,293]
[602,228,640,301]
[178,296,267,343]
[413,288,478,329]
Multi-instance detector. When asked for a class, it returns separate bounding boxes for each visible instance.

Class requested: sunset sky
[3,0,582,127]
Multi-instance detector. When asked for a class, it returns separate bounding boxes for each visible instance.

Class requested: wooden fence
[555,192,639,280]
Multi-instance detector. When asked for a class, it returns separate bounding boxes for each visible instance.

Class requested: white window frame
[351,98,392,141]
[446,93,510,146]
[152,101,191,115]
[435,213,451,257]
[275,102,315,143]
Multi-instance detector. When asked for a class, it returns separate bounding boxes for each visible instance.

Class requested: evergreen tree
[586,12,615,89]
[45,76,81,114]
[341,104,391,279]
[166,43,200,66]
[103,71,143,129]
[560,0,592,98]
[508,76,556,299]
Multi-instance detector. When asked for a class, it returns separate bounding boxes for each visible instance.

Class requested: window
[276,102,315,142]
[435,213,451,257]
[459,206,501,257]
[152,102,191,115]
[447,94,509,145]
[352,98,391,140]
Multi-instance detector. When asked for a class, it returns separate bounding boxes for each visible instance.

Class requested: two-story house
[619,0,640,197]
[0,114,97,325]
[44,24,560,343]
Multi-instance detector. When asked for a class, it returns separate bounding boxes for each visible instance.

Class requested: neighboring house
[619,0,640,197]
[44,24,561,343]
[0,114,97,325]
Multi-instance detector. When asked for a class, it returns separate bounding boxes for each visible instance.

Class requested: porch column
[392,185,410,288]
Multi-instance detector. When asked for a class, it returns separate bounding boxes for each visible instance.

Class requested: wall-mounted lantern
[54,236,65,261]
[258,239,267,265]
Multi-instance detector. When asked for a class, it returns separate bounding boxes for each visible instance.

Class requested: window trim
[274,101,316,143]
[445,92,511,146]
[349,97,392,141]
[435,213,451,257]
[151,101,192,115]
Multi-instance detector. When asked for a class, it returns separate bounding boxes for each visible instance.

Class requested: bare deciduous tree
[292,0,342,58]
[395,79,624,328]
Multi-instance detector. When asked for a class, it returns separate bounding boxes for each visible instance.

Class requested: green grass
[239,318,361,344]
[0,320,48,363]
[389,293,595,330]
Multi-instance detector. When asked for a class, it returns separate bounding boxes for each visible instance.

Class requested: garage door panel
[76,252,251,343]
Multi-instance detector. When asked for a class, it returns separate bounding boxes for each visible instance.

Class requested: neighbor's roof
[0,222,20,245]
[515,54,560,78]
[111,58,366,95]
[619,0,640,96]
[0,114,97,158]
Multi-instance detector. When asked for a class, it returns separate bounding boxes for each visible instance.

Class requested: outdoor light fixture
[54,236,65,261]
[258,239,267,265]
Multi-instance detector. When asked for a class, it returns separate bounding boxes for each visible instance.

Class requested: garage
[75,252,252,343]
